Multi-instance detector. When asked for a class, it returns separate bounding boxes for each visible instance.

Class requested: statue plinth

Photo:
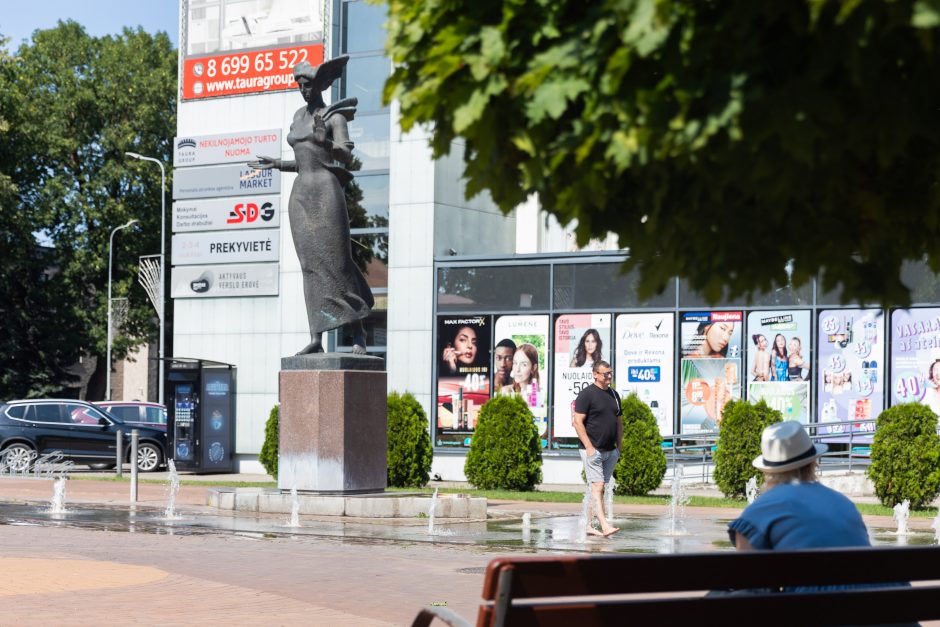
[278,354,387,493]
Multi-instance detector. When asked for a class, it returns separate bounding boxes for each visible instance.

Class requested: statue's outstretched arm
[248,155,297,173]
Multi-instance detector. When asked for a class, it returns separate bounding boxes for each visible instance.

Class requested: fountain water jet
[521,512,531,542]
[604,480,614,525]
[745,476,760,504]
[667,468,689,536]
[893,500,910,536]
[164,459,181,519]
[427,488,438,534]
[932,509,940,545]
[287,486,301,528]
[48,476,67,514]
[577,487,591,542]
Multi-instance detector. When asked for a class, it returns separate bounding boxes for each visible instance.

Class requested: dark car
[0,399,167,472]
[96,401,167,432]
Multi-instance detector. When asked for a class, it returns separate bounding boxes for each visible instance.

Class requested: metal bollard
[116,430,123,478]
[130,429,139,503]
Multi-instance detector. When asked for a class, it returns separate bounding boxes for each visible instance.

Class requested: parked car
[0,399,167,472]
[95,401,167,432]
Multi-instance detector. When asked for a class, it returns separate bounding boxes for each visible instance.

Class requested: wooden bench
[412,545,940,626]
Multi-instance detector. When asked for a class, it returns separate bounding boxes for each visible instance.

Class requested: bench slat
[500,585,940,627]
[485,546,940,599]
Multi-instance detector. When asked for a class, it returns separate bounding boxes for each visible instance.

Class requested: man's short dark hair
[496,338,517,351]
[592,360,611,373]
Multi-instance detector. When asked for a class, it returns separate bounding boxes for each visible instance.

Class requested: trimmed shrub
[613,393,668,495]
[259,404,279,478]
[713,399,782,498]
[867,403,940,509]
[387,391,433,487]
[465,395,542,490]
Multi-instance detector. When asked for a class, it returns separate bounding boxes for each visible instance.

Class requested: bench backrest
[477,546,940,626]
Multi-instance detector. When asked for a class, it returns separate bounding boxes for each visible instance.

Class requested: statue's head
[293,55,349,94]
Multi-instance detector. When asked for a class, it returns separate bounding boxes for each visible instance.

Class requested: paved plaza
[0,475,934,626]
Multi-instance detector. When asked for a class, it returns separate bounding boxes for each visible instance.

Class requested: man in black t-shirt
[573,360,623,537]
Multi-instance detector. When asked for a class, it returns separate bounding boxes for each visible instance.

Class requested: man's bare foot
[586,527,605,537]
[602,527,620,537]
[296,339,324,355]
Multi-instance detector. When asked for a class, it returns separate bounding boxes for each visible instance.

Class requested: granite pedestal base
[278,354,386,493]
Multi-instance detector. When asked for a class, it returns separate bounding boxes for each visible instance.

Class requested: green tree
[465,395,542,490]
[387,392,433,487]
[259,405,279,478]
[384,1,940,305]
[0,22,176,399]
[867,403,940,509]
[613,393,667,496]
[713,399,782,498]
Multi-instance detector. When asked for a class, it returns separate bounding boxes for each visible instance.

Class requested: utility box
[165,358,236,474]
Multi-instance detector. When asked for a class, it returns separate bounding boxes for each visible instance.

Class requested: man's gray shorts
[580,448,619,484]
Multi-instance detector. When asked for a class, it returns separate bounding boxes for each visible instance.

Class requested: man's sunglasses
[596,371,612,378]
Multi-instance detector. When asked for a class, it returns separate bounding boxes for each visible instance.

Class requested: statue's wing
[324,97,359,123]
[311,55,349,90]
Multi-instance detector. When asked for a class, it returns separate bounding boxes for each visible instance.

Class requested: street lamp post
[106,219,139,401]
[125,152,166,405]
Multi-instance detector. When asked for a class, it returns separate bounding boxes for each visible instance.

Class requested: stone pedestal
[278,354,386,493]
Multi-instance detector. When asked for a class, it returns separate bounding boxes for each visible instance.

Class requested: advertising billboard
[172,164,281,200]
[745,310,812,422]
[171,263,279,298]
[435,316,491,448]
[171,229,280,266]
[173,195,281,232]
[890,308,940,416]
[552,314,611,447]
[679,311,743,433]
[615,313,676,437]
[174,130,281,167]
[818,309,884,440]
[182,0,325,101]
[494,315,550,447]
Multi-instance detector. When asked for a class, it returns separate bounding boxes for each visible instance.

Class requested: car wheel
[3,443,36,473]
[135,443,162,472]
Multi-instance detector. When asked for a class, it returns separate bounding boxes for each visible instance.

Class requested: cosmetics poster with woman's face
[614,313,676,437]
[890,308,940,417]
[680,311,742,433]
[435,316,491,448]
[495,314,549,447]
[746,310,812,423]
[817,309,884,440]
[552,314,611,447]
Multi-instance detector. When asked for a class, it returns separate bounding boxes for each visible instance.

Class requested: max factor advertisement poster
[552,314,611,447]
[435,316,491,447]
[680,311,742,433]
[614,313,676,437]
[890,308,940,416]
[746,310,812,423]
[817,309,884,440]
[495,315,550,447]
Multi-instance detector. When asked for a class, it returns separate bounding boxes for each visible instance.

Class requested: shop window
[342,55,390,114]
[348,114,390,171]
[342,1,388,54]
[553,263,675,310]
[437,265,550,312]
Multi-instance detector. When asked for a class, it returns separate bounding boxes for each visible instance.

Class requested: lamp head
[125,151,143,160]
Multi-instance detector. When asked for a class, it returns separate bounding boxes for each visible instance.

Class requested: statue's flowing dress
[285,98,374,335]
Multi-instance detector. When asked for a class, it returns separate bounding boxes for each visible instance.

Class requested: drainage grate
[456,566,486,574]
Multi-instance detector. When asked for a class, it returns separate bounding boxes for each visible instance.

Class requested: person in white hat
[728,420,870,551]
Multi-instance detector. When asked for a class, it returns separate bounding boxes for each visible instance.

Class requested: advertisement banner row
[434,308,940,449]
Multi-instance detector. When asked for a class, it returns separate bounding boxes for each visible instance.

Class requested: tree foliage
[259,404,279,478]
[387,391,433,487]
[713,399,782,498]
[867,403,940,510]
[464,395,542,490]
[0,22,176,399]
[613,393,667,496]
[384,1,940,305]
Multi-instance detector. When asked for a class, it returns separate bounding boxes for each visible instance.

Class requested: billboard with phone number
[182,43,324,100]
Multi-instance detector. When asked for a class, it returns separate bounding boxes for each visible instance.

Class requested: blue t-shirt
[728,482,870,550]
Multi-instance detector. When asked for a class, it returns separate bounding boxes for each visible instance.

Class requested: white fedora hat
[752,421,827,473]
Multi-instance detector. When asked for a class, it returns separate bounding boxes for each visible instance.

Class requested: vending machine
[166,358,237,474]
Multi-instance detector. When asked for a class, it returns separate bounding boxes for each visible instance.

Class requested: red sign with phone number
[182,43,324,100]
